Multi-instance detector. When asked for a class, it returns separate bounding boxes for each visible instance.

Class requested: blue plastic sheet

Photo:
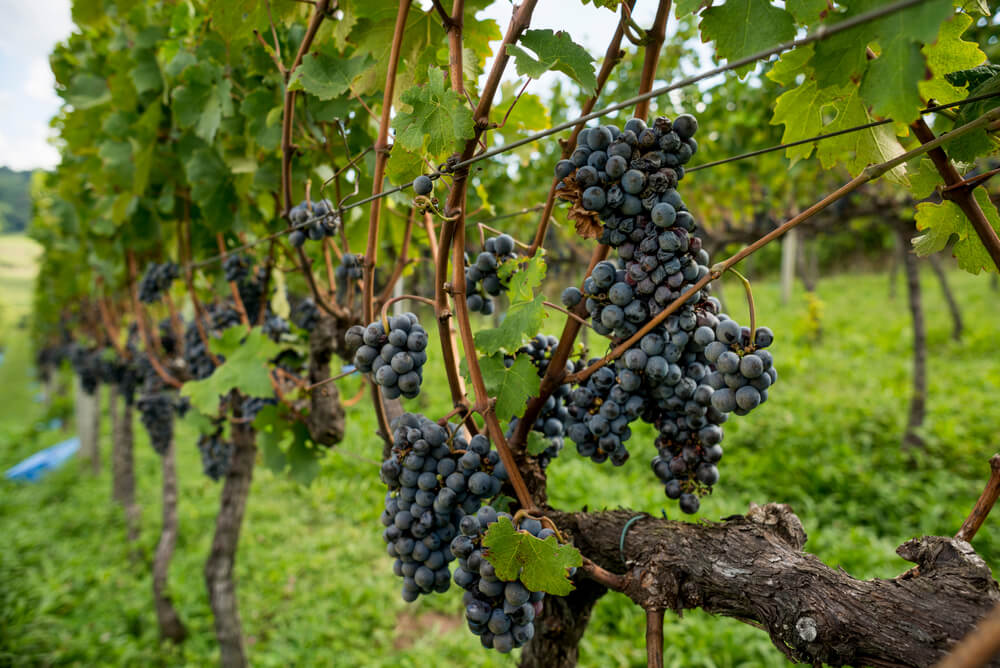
[4,437,80,482]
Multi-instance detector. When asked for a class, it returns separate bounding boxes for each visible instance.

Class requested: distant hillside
[0,167,33,233]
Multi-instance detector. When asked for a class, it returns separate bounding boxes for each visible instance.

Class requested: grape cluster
[555,115,698,230]
[288,199,340,248]
[223,254,249,283]
[347,314,429,400]
[262,314,289,342]
[555,115,779,513]
[138,262,180,303]
[335,253,363,305]
[197,429,234,481]
[465,234,518,315]
[564,361,639,466]
[451,506,548,653]
[292,298,320,332]
[138,392,175,456]
[506,335,579,469]
[379,413,507,602]
[69,345,101,395]
[241,396,277,422]
[158,318,178,356]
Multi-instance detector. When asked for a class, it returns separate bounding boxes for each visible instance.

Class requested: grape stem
[379,294,436,333]
[727,267,756,339]
[477,223,532,250]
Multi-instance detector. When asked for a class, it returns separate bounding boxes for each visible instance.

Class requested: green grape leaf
[392,66,475,156]
[172,76,232,143]
[385,144,426,187]
[765,45,814,88]
[506,30,597,93]
[499,252,546,303]
[947,74,1000,162]
[285,425,323,486]
[786,0,830,24]
[474,294,547,354]
[913,188,1000,274]
[770,80,838,164]
[496,81,550,133]
[859,41,925,124]
[479,354,541,421]
[130,50,163,95]
[205,0,267,44]
[491,494,515,514]
[525,431,551,456]
[675,0,712,17]
[181,328,281,416]
[288,52,372,101]
[815,86,906,184]
[581,0,624,9]
[252,403,288,473]
[482,516,582,596]
[65,73,110,109]
[919,14,986,104]
[906,158,941,200]
[699,0,795,78]
[945,64,1000,90]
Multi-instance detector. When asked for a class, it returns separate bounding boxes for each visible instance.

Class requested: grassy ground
[1,234,998,666]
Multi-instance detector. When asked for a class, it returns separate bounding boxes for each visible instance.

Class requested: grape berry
[349,314,429,400]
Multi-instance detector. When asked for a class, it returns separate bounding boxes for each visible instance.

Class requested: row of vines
[28,0,1000,665]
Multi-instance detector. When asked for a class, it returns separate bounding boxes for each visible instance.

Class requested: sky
[0,1,663,172]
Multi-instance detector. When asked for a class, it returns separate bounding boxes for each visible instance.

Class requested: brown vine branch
[438,0,540,512]
[633,0,672,122]
[97,295,127,357]
[956,453,1000,543]
[377,207,417,306]
[911,118,1000,273]
[362,0,412,444]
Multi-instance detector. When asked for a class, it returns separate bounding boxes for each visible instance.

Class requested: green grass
[1,238,998,666]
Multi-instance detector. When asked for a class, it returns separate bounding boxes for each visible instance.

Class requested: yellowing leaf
[913,188,1000,274]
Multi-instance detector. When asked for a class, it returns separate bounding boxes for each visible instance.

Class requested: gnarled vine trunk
[540,504,1000,667]
[306,314,347,447]
[204,417,256,668]
[898,223,926,449]
[519,578,607,668]
[927,253,963,342]
[153,438,187,643]
[73,375,101,474]
[110,385,139,546]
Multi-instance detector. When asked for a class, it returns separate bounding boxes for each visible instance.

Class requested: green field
[1,234,998,667]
